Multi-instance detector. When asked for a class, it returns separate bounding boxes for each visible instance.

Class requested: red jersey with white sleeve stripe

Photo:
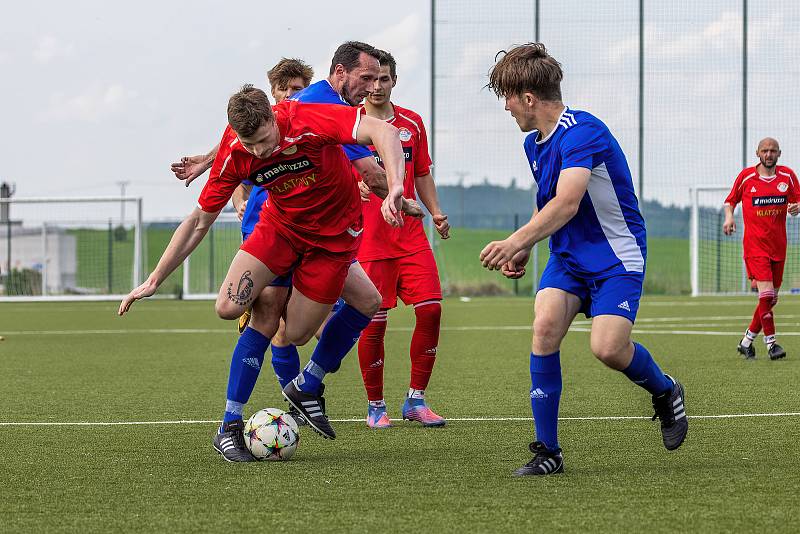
[724,165,799,260]
[358,104,433,261]
[198,101,364,253]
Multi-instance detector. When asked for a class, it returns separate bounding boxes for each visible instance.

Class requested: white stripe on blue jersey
[523,107,646,279]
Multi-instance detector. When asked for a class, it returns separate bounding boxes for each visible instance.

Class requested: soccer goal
[181,212,243,300]
[0,197,142,301]
[690,186,800,296]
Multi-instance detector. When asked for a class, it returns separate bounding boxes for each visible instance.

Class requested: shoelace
[651,396,674,424]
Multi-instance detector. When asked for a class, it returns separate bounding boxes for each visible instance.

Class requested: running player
[479,43,688,476]
[723,137,799,360]
[119,85,408,460]
[357,50,450,428]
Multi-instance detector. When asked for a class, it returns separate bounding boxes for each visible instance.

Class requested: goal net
[690,186,800,296]
[0,197,142,301]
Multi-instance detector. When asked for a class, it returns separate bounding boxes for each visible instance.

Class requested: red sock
[758,290,776,337]
[409,301,442,391]
[358,310,388,402]
[748,303,762,334]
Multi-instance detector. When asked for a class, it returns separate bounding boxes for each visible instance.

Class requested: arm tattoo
[227,270,254,306]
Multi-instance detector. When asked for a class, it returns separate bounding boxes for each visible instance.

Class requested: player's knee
[352,290,381,318]
[533,316,564,349]
[285,324,315,346]
[214,299,242,321]
[590,340,627,368]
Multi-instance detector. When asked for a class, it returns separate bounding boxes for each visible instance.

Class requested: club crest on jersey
[778,182,789,192]
[398,127,412,142]
[281,145,298,155]
[250,156,314,185]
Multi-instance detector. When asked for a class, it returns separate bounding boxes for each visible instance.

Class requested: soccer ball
[243,408,300,461]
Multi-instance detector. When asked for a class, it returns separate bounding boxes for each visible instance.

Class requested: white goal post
[690,186,800,297]
[0,197,143,302]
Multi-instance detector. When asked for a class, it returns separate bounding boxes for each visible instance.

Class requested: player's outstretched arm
[480,167,589,270]
[355,116,406,227]
[722,204,736,235]
[170,143,220,187]
[118,207,220,315]
[351,156,423,217]
[414,173,450,239]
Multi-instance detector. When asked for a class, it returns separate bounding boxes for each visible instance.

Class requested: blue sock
[297,304,371,394]
[222,327,270,424]
[622,342,672,396]
[530,351,562,452]
[271,344,300,389]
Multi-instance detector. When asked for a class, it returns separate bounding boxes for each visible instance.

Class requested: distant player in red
[119,85,408,452]
[357,50,451,428]
[723,137,799,360]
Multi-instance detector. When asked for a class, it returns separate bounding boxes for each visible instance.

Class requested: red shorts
[361,249,442,309]
[744,256,785,287]
[241,219,355,304]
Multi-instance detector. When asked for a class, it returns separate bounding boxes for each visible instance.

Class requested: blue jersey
[524,107,646,280]
[241,79,371,233]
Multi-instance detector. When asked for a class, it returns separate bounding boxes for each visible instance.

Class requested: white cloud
[38,83,139,122]
[33,35,74,63]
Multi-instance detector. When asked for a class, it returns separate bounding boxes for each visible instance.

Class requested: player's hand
[381,185,405,227]
[118,279,159,316]
[359,181,372,202]
[789,203,800,216]
[480,237,523,270]
[722,217,736,235]
[170,154,212,187]
[236,200,247,222]
[401,198,424,218]
[433,213,450,239]
[500,248,530,279]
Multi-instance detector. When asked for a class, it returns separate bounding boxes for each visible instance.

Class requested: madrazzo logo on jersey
[371,147,413,167]
[250,156,314,185]
[751,195,787,206]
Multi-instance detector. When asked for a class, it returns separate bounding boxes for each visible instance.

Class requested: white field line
[7,326,800,337]
[2,412,800,426]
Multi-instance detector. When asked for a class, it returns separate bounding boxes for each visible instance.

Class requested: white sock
[764,334,776,348]
[740,330,756,348]
[408,388,425,400]
[369,399,386,408]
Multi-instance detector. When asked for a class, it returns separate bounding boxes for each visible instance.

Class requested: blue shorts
[538,255,643,322]
[241,231,292,288]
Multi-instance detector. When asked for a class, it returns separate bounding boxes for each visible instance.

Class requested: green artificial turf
[1,296,798,533]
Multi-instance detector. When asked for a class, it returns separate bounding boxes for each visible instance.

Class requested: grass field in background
[68,225,694,296]
[2,296,799,532]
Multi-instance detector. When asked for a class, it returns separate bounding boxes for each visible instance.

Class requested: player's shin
[409,301,442,393]
[530,352,562,452]
[621,342,672,396]
[271,344,300,389]
[296,303,372,395]
[358,311,388,401]
[222,327,270,424]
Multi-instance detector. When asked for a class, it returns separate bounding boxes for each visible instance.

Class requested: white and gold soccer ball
[243,408,300,461]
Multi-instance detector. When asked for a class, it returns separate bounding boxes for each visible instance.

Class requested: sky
[2,0,799,222]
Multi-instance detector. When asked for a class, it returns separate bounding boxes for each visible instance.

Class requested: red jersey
[724,165,799,260]
[357,104,433,261]
[198,101,364,252]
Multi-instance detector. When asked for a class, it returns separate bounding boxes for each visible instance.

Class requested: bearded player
[357,50,450,428]
[723,137,799,360]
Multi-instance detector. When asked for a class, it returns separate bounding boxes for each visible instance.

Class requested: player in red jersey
[723,137,799,360]
[119,85,407,452]
[356,50,451,428]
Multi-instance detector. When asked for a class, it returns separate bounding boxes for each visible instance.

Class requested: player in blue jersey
[479,43,688,476]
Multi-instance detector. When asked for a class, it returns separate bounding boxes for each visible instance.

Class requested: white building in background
[0,226,76,295]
